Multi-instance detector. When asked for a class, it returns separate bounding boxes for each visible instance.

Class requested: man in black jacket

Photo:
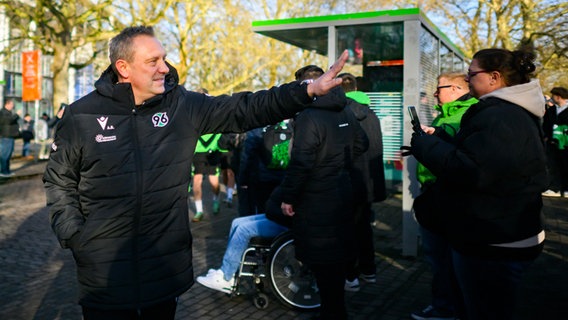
[43,26,350,319]
[0,99,20,177]
[281,65,368,320]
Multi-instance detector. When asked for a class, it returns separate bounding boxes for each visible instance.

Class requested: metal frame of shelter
[252,8,466,256]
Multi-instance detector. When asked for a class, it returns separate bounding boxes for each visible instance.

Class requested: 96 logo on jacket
[152,112,169,127]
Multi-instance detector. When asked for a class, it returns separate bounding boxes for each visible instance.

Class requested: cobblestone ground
[0,161,566,319]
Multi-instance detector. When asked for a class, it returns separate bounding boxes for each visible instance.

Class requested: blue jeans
[420,227,457,315]
[452,249,532,320]
[220,214,288,281]
[22,140,31,157]
[0,138,15,174]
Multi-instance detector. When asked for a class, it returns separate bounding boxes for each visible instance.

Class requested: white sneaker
[344,278,360,292]
[542,189,561,197]
[196,269,234,294]
[360,273,377,283]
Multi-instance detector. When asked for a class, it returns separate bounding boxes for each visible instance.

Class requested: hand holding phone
[408,106,425,136]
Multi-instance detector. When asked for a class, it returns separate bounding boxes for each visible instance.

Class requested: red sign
[22,50,41,101]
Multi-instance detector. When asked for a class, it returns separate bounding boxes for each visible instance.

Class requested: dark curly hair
[472,48,536,86]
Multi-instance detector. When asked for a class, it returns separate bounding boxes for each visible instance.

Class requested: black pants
[346,202,376,280]
[82,298,177,320]
[310,263,348,320]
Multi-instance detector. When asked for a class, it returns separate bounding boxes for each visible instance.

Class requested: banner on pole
[22,50,41,101]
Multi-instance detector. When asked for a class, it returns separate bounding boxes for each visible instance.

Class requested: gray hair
[109,26,155,73]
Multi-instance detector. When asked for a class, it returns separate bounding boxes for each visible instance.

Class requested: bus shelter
[252,8,466,256]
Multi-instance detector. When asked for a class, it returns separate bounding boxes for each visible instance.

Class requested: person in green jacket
[191,132,224,222]
[412,72,477,320]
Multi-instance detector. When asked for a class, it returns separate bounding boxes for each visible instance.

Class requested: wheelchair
[231,230,321,310]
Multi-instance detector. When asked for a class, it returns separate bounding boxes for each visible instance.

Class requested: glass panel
[74,65,95,102]
[336,22,404,164]
[4,72,22,97]
[454,55,464,72]
[440,44,452,73]
[419,26,439,125]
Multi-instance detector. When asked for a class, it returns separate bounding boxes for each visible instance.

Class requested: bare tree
[414,0,568,87]
[0,0,176,109]
[159,0,342,95]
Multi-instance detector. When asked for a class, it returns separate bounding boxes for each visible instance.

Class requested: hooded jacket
[411,80,548,260]
[42,63,322,309]
[280,88,368,264]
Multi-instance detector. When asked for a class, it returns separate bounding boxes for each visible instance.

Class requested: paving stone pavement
[0,156,566,319]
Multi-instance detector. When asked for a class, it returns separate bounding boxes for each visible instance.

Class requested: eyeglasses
[467,70,488,79]
[434,85,459,95]
[436,85,453,91]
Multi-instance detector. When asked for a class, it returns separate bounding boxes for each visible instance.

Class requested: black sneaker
[411,305,456,320]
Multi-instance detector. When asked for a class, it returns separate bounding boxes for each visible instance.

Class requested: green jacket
[416,95,478,186]
[552,124,568,150]
[194,133,223,153]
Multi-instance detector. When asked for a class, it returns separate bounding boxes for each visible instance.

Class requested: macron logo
[97,116,108,130]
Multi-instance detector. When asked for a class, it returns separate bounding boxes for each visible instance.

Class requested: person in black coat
[338,73,386,291]
[0,99,20,176]
[411,48,547,320]
[542,87,568,197]
[280,65,368,320]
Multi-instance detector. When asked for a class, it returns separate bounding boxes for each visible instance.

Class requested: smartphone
[408,106,425,135]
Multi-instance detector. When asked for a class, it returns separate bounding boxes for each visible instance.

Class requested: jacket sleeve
[352,117,369,160]
[367,112,387,202]
[42,111,84,249]
[411,103,540,191]
[188,81,314,135]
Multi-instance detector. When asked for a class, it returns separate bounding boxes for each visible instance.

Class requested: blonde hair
[438,72,468,88]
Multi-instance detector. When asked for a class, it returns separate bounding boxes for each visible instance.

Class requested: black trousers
[346,202,376,280]
[310,263,348,320]
[82,298,177,320]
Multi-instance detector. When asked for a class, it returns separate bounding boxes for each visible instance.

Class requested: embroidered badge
[152,112,169,127]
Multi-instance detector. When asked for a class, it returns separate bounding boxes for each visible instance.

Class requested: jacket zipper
[132,107,143,307]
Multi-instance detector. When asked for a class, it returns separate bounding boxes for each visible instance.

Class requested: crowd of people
[0,99,64,177]
[35,24,565,320]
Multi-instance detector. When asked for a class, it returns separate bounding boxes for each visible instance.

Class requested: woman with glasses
[410,48,548,320]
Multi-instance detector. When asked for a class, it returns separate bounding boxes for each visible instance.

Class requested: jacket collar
[94,62,180,107]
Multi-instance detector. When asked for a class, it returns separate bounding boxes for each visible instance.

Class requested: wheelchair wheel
[253,292,269,309]
[267,232,321,310]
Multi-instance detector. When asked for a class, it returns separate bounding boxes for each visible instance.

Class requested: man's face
[117,35,169,105]
[434,77,459,105]
[4,100,14,110]
[551,94,564,106]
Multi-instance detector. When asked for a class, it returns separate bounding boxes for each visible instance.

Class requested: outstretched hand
[307,50,349,98]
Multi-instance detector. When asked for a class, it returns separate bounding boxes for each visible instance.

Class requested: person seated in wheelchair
[196,187,291,294]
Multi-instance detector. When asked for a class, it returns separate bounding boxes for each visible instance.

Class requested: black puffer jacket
[346,97,386,203]
[280,89,368,264]
[43,63,315,309]
[411,80,548,260]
